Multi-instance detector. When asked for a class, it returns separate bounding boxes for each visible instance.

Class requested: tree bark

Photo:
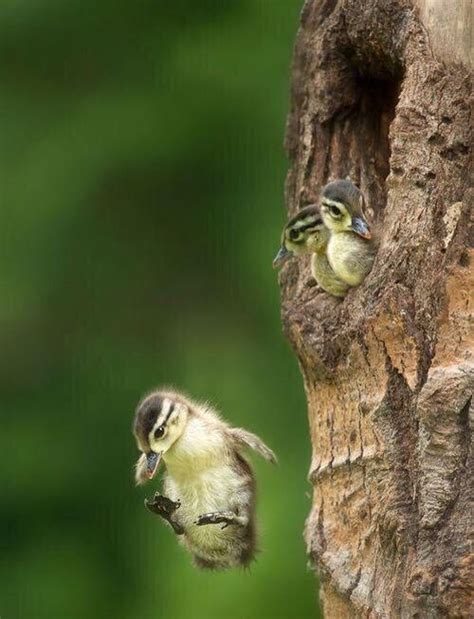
[280,1,473,617]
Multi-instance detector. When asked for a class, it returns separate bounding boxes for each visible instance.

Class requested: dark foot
[195,511,241,529]
[145,492,180,516]
[145,493,184,535]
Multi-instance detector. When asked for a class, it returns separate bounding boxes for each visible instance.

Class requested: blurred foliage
[0,1,321,618]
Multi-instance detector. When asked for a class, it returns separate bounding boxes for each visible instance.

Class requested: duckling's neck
[327,232,373,286]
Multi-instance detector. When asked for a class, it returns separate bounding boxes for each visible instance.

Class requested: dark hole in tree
[352,75,400,220]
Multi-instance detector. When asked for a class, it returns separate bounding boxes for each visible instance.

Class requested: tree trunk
[280,1,473,617]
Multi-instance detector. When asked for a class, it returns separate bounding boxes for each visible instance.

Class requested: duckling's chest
[327,233,366,286]
[164,463,246,523]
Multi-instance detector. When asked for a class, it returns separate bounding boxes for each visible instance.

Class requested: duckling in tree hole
[320,179,375,287]
[273,204,350,297]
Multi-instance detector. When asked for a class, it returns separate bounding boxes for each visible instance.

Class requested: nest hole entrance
[352,74,400,219]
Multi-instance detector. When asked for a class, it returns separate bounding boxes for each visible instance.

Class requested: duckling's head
[320,179,371,239]
[133,390,189,482]
[273,205,328,268]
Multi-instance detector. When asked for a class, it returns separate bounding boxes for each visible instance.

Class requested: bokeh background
[0,1,321,618]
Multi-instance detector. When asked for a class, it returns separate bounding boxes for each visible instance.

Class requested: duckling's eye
[329,205,342,217]
[289,229,300,241]
[154,426,165,440]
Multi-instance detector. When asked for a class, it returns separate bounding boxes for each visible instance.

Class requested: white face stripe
[321,198,346,210]
[149,398,175,442]
[158,398,173,425]
[293,215,319,230]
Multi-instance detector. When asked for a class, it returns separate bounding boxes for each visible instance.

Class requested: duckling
[132,388,277,570]
[273,205,350,297]
[320,179,375,287]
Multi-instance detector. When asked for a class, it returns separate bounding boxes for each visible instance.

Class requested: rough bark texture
[280,1,473,617]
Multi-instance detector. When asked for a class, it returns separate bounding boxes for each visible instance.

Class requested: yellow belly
[327,233,373,286]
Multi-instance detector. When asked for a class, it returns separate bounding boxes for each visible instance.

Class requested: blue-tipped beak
[273,245,293,269]
[351,217,371,239]
[146,451,161,479]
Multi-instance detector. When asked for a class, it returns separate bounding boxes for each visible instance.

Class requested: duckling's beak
[351,217,371,239]
[146,451,161,479]
[273,245,293,269]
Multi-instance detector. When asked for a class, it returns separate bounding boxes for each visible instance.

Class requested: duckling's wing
[229,428,277,464]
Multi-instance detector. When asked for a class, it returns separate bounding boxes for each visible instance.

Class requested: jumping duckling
[273,205,350,297]
[133,388,277,570]
[320,179,375,287]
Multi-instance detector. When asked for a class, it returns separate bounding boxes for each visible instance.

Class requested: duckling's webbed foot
[195,511,247,529]
[145,492,184,535]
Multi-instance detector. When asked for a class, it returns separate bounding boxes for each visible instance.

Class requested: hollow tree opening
[280,1,472,617]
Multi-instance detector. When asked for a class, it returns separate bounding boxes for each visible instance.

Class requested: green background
[0,1,321,617]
